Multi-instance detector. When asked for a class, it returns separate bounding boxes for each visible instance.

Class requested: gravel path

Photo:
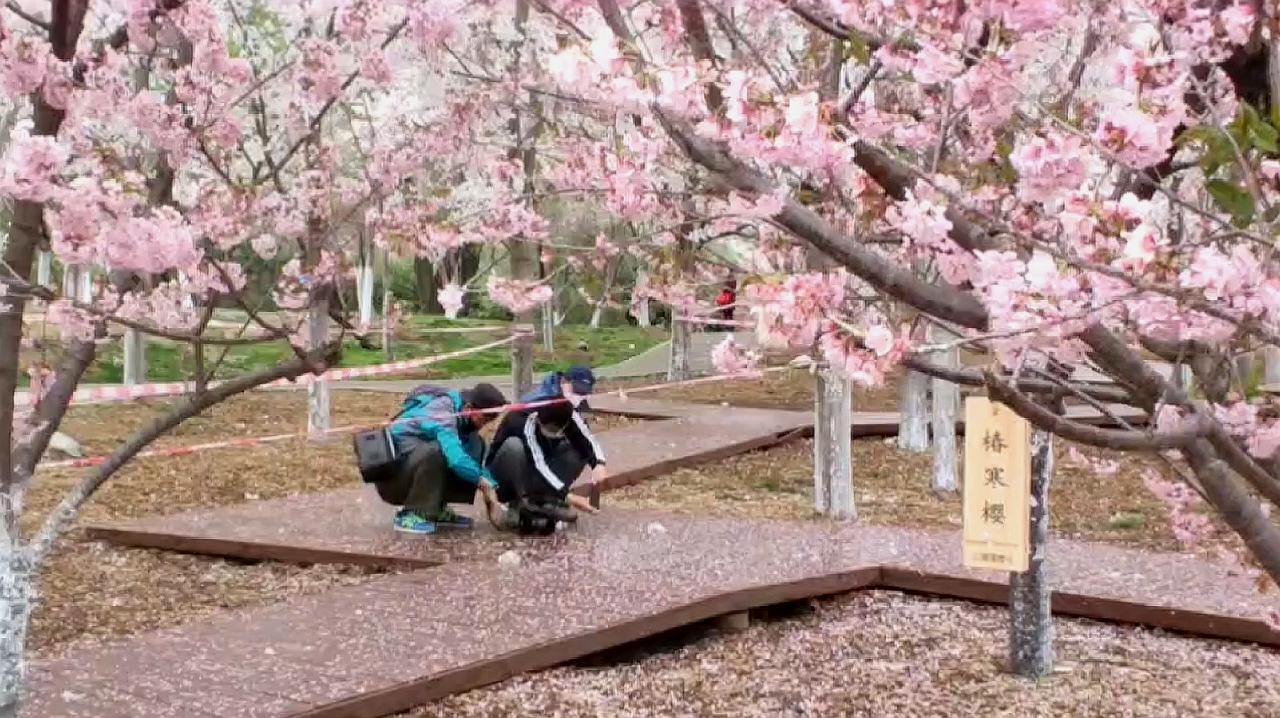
[412,590,1280,718]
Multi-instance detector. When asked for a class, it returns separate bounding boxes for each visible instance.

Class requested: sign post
[962,396,1031,572]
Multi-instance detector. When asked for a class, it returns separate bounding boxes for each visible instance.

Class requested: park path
[18,397,1262,718]
[28,509,1280,718]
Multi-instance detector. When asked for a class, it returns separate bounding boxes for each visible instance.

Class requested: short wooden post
[512,324,535,398]
[668,318,693,381]
[122,328,146,386]
[813,364,855,520]
[929,324,959,493]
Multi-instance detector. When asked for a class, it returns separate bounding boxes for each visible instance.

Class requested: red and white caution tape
[21,336,515,408]
[37,365,798,470]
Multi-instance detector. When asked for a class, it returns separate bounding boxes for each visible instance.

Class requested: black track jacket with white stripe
[487,405,606,490]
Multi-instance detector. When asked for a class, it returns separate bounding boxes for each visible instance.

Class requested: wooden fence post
[512,324,535,399]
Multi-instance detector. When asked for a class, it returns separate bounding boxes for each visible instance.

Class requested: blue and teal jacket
[388,386,495,487]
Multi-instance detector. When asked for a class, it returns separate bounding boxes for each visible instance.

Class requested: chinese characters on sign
[962,397,1031,572]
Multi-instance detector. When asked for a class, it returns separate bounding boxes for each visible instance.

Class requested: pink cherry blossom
[487,276,553,315]
[438,283,465,319]
[710,336,762,376]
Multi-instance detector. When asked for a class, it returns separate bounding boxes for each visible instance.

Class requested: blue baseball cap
[563,365,596,396]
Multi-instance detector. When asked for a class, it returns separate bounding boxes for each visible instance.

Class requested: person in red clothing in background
[714,280,736,331]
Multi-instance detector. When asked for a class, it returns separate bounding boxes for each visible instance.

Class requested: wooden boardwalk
[29,510,1280,718]
[26,397,1201,718]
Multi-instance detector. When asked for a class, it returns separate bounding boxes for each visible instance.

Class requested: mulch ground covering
[24,367,1253,718]
[409,590,1280,718]
[25,389,635,657]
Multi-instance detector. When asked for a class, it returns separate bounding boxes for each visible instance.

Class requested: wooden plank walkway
[30,397,1189,718]
[28,510,1280,718]
[84,398,1148,567]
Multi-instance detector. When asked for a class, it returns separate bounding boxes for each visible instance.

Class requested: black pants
[375,435,483,517]
[489,436,586,504]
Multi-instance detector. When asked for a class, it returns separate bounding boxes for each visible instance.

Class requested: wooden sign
[962,396,1031,572]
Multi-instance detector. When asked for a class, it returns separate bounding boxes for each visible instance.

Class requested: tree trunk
[357,259,374,328]
[0,553,32,718]
[930,325,960,492]
[413,257,444,314]
[813,366,855,519]
[122,328,146,386]
[1265,347,1280,386]
[381,287,394,362]
[1009,427,1054,677]
[898,369,930,452]
[306,299,331,440]
[35,252,51,291]
[1236,352,1256,389]
[540,288,555,353]
[590,258,619,329]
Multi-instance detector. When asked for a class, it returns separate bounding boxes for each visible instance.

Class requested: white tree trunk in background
[1010,428,1054,677]
[1265,347,1280,386]
[930,324,960,492]
[306,299,331,441]
[35,252,50,290]
[381,288,394,361]
[541,298,555,353]
[357,260,374,328]
[122,328,146,386]
[897,369,930,452]
[813,366,855,520]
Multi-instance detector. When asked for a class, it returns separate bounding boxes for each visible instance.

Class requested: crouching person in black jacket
[485,396,602,532]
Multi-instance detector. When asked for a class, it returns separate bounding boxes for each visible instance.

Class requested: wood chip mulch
[409,590,1280,718]
[27,390,638,657]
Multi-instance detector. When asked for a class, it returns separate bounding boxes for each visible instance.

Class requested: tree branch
[654,111,991,329]
[12,337,97,479]
[985,373,1202,451]
[902,355,1133,403]
[675,0,723,112]
[4,1,50,31]
[30,346,336,564]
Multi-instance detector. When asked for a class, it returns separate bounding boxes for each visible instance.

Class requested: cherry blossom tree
[434,0,1280,675]
[0,0,572,711]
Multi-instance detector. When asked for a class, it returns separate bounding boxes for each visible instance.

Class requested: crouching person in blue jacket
[377,383,507,534]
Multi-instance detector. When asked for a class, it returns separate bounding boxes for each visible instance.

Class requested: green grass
[1106,512,1147,530]
[69,317,665,385]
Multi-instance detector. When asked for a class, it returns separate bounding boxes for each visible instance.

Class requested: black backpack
[351,385,453,484]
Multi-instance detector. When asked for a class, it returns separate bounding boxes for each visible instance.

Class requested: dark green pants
[375,435,483,517]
